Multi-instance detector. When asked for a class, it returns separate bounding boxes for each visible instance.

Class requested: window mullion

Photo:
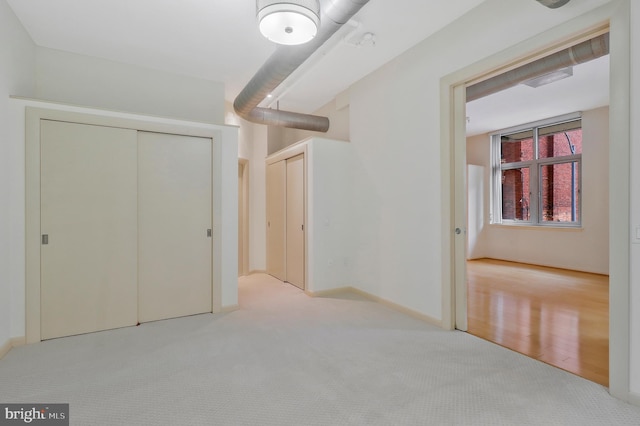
[537,154,582,166]
[491,134,503,224]
[532,126,540,224]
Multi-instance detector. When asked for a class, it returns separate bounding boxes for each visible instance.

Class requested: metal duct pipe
[234,0,370,132]
[536,0,571,8]
[466,32,609,102]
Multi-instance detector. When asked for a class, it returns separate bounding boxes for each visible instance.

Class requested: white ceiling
[6,0,485,113]
[6,0,609,127]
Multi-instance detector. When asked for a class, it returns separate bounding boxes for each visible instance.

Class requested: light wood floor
[466,259,609,387]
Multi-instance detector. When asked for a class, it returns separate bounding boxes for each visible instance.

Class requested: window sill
[489,223,583,232]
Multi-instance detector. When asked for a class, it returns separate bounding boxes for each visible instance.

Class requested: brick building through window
[492,115,582,226]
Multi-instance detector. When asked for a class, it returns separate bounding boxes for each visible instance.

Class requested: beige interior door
[138,132,212,323]
[238,162,244,276]
[286,154,305,289]
[40,120,138,340]
[266,160,286,280]
[454,84,468,331]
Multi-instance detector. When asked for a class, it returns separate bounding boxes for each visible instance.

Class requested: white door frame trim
[238,158,250,277]
[440,2,630,401]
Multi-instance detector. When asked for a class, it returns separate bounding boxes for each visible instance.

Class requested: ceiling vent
[521,66,573,88]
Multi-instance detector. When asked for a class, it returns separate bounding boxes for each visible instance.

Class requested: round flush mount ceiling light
[257,0,320,45]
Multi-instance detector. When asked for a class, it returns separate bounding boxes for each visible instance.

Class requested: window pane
[501,130,534,163]
[540,162,580,223]
[501,167,530,221]
[538,120,582,159]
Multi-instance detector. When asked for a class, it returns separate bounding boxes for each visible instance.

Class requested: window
[491,113,582,227]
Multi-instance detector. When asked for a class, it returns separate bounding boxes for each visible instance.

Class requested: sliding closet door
[286,154,305,289]
[138,132,212,323]
[40,120,138,340]
[266,160,286,280]
[238,162,245,277]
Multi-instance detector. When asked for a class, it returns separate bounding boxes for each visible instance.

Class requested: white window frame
[490,112,582,228]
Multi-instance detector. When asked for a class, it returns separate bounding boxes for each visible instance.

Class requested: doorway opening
[442,4,632,399]
[464,49,610,385]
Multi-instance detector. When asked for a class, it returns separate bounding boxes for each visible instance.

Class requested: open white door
[453,84,468,331]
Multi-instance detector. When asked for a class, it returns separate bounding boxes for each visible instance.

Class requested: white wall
[0,0,36,347]
[215,123,240,308]
[249,125,268,272]
[225,102,268,273]
[264,137,354,293]
[467,138,491,259]
[347,0,612,325]
[267,125,286,155]
[307,138,354,292]
[629,0,640,401]
[36,47,225,124]
[466,164,486,259]
[466,107,609,274]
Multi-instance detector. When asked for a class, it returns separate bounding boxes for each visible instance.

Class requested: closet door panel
[266,161,286,281]
[40,120,138,340]
[286,154,305,289]
[138,132,212,323]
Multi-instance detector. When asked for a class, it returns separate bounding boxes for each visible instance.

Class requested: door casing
[439,2,630,401]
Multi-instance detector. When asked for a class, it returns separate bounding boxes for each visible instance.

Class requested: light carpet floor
[1,273,639,425]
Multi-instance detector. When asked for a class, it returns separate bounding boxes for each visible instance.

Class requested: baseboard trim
[349,287,443,328]
[11,336,26,348]
[0,339,11,359]
[305,287,352,297]
[248,270,267,275]
[0,336,25,360]
[306,286,442,328]
[628,391,640,406]
[221,304,240,313]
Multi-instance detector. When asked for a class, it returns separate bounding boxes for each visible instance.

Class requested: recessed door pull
[42,234,49,245]
[207,229,212,238]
